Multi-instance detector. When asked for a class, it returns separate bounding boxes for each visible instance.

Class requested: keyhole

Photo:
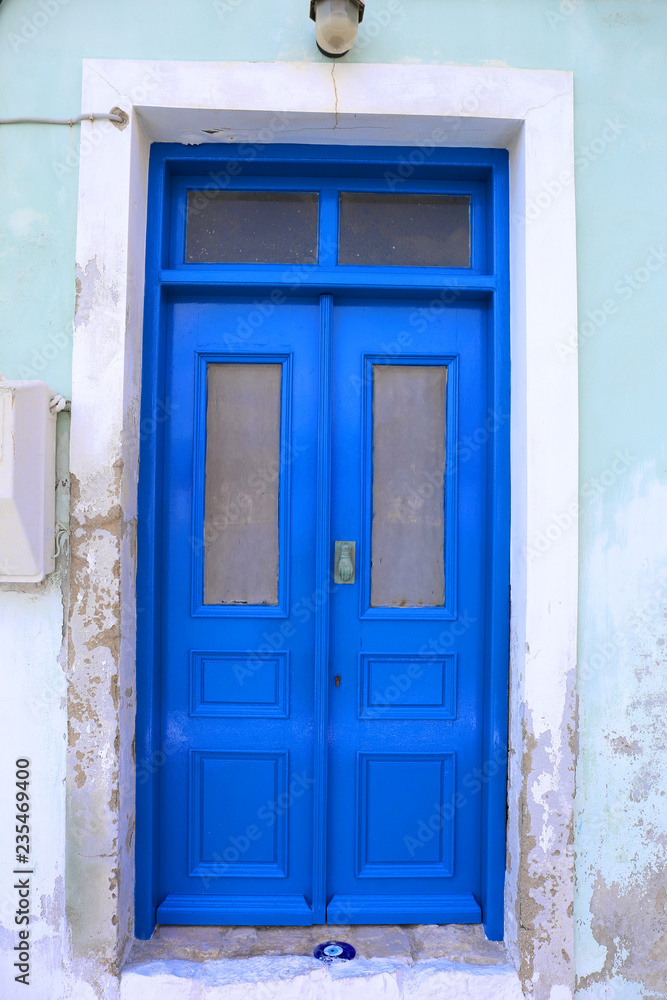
[334,675,341,687]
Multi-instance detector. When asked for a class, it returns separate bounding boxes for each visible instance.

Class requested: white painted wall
[0,575,67,1000]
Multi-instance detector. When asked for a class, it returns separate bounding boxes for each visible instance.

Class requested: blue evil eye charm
[314,940,356,962]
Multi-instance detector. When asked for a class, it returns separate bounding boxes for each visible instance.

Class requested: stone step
[121,955,523,1000]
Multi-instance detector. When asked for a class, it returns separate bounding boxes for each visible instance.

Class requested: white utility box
[0,379,57,582]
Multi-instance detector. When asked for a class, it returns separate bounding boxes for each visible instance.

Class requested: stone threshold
[121,924,523,999]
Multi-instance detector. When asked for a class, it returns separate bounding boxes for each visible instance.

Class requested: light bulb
[311,0,364,58]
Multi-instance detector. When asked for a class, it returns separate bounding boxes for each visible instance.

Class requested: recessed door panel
[189,750,288,878]
[358,653,457,719]
[356,753,455,877]
[190,651,289,718]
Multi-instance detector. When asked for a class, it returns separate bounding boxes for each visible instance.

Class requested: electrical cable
[0,112,123,125]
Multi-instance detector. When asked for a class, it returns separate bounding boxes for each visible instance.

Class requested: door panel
[156,293,488,926]
[157,297,320,924]
[326,298,487,924]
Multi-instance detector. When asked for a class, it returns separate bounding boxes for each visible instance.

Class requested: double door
[157,292,487,925]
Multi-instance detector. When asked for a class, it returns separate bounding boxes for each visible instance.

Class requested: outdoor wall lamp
[309,0,365,58]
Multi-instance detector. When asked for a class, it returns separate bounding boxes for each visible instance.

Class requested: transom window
[169,170,486,272]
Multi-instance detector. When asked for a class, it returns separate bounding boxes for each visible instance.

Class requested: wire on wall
[0,112,123,125]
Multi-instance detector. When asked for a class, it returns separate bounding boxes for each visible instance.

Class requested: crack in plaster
[521,90,571,119]
[331,64,339,130]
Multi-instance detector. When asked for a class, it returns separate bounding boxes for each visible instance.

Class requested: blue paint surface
[326,296,487,921]
[136,145,509,937]
[159,296,320,913]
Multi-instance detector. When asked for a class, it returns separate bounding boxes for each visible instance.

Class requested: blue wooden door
[137,145,510,937]
[156,292,486,926]
[157,296,320,924]
[326,298,486,924]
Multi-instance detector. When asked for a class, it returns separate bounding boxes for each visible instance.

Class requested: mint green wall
[2,1,666,996]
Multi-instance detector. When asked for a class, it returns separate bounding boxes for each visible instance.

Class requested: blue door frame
[136,143,510,940]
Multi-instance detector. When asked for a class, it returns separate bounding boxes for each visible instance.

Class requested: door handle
[334,541,355,584]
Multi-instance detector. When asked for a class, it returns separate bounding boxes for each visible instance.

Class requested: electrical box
[0,379,57,582]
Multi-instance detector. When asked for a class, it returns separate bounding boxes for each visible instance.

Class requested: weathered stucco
[65,141,143,992]
[506,609,576,998]
[67,468,123,959]
[515,713,576,994]
[576,471,667,998]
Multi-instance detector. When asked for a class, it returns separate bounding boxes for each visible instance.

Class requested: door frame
[142,148,509,933]
[69,59,577,995]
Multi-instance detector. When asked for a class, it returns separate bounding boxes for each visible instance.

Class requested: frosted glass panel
[203,364,281,606]
[371,365,447,608]
[339,194,470,267]
[186,191,318,264]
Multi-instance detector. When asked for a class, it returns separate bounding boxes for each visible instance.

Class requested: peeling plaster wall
[576,470,667,999]
[0,2,666,999]
[65,97,147,990]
